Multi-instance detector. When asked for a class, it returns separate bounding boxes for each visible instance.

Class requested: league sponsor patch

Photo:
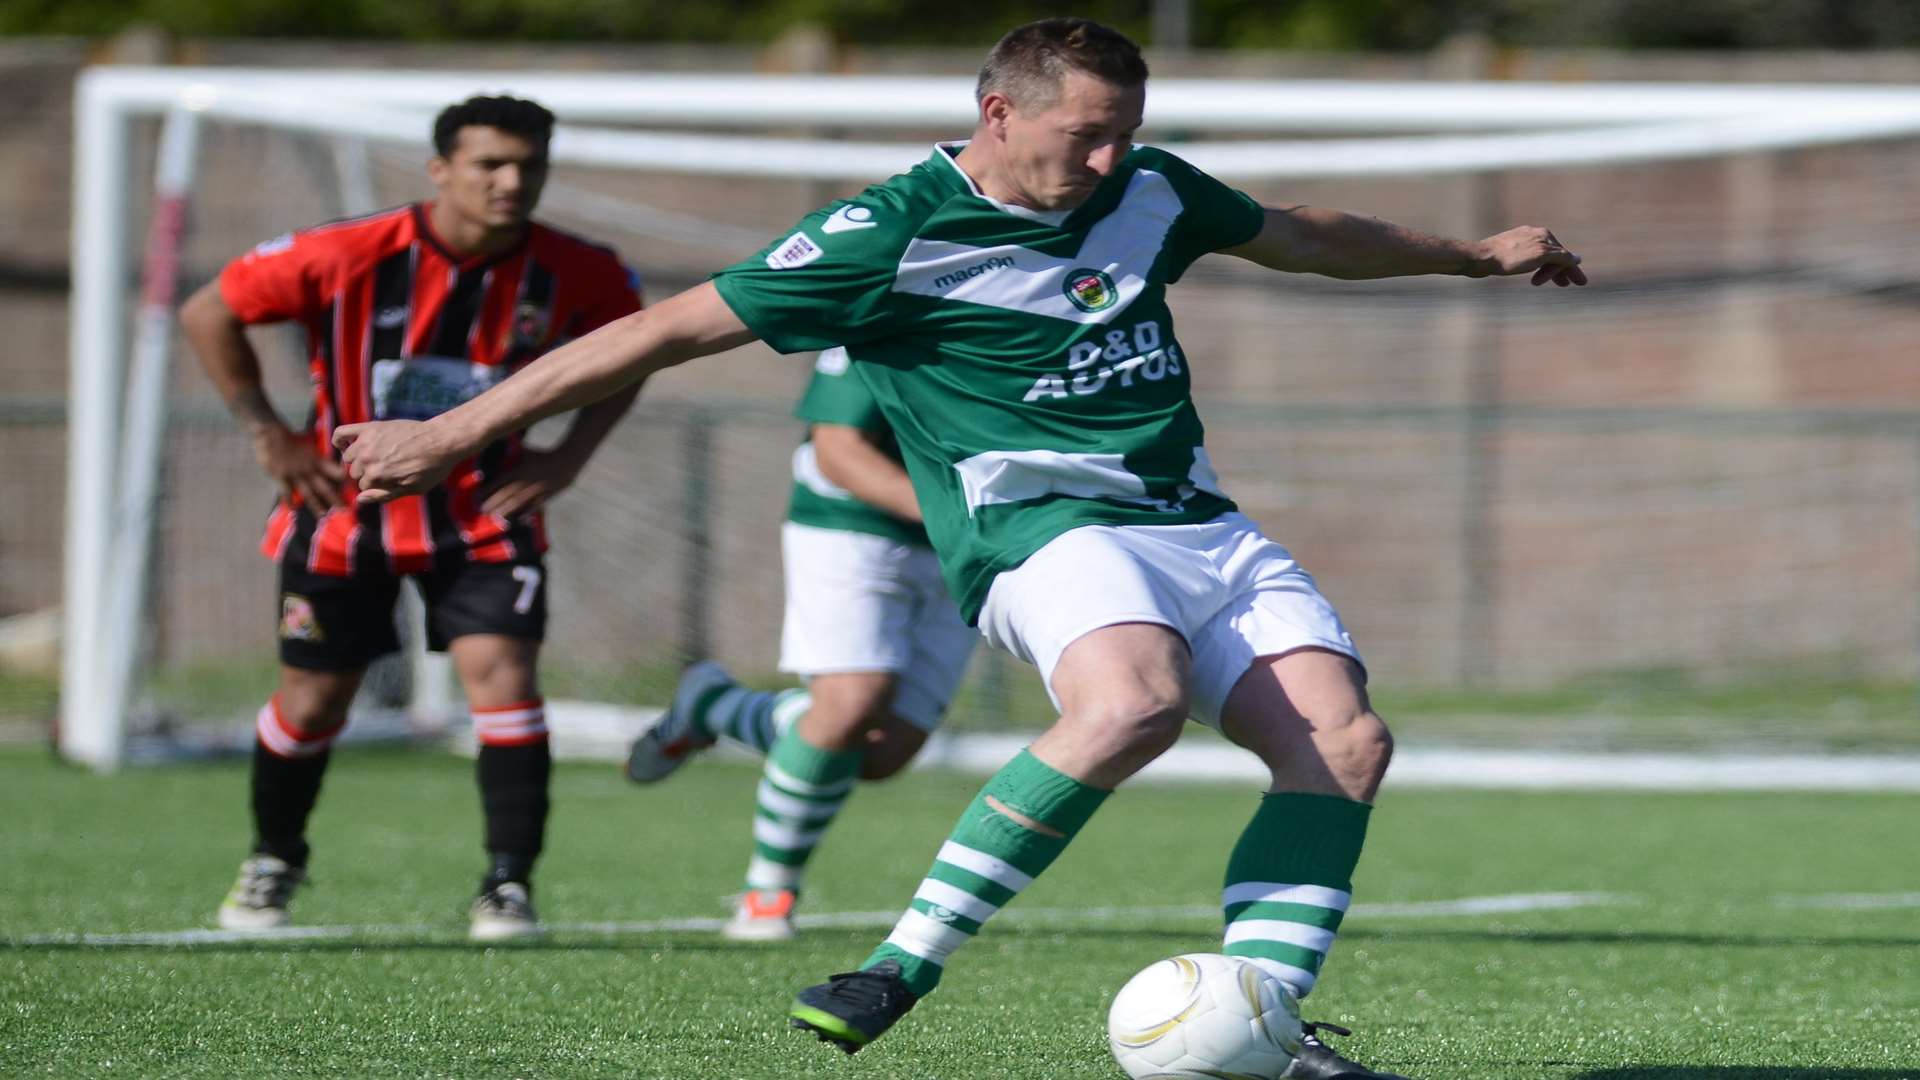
[766,231,825,271]
[280,593,323,642]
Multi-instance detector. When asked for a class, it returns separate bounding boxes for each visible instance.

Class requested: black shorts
[276,554,548,671]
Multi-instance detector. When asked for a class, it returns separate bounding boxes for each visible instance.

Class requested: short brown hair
[975,18,1149,112]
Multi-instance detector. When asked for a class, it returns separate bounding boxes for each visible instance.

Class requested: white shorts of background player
[779,521,979,733]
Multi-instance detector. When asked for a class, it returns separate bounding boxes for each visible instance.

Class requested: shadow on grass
[1574,1070,1918,1079]
[1566,1060,1912,1068]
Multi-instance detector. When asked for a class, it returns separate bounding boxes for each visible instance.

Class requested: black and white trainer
[1283,1021,1416,1080]
[788,959,919,1054]
[469,880,542,942]
[216,853,307,930]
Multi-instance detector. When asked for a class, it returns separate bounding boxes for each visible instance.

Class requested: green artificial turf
[2,748,1916,1078]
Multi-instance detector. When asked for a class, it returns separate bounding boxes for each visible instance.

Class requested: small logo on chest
[1062,267,1118,313]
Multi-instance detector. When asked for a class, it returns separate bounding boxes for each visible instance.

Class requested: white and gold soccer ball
[1107,953,1304,1080]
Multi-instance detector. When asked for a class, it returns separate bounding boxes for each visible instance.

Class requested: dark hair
[975,18,1148,112]
[432,95,555,158]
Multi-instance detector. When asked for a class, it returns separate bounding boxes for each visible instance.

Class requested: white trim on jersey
[790,442,856,501]
[890,168,1182,326]
[951,447,1171,516]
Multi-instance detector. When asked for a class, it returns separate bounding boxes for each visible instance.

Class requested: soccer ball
[1107,953,1304,1079]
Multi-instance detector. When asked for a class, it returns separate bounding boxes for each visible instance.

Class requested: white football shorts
[779,521,978,732]
[976,512,1362,730]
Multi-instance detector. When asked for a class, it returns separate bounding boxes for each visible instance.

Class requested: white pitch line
[1772,892,1920,910]
[1355,891,1637,917]
[7,891,1630,948]
[9,925,389,947]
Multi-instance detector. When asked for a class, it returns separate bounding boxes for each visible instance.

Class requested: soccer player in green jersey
[332,18,1584,1078]
[623,346,979,941]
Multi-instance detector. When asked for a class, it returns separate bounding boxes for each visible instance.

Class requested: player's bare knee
[1086,693,1187,767]
[810,697,893,744]
[1319,708,1393,780]
[276,676,355,734]
[807,675,897,737]
[855,718,929,781]
[451,639,538,704]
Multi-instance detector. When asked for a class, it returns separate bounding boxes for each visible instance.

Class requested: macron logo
[822,204,878,234]
[931,255,1016,291]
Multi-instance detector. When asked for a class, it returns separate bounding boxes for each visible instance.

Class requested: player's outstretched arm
[1223,205,1587,287]
[813,424,923,524]
[335,282,756,503]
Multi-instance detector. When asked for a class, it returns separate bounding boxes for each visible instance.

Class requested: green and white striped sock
[697,686,810,755]
[1221,792,1372,999]
[744,727,864,892]
[863,750,1109,997]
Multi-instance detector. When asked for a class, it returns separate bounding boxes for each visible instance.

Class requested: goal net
[62,69,1920,770]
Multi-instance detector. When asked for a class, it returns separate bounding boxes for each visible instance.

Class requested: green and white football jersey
[786,345,930,547]
[713,143,1265,623]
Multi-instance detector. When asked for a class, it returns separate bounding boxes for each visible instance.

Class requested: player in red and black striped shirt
[181,95,642,939]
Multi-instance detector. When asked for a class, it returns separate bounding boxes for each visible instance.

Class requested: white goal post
[63,66,1920,770]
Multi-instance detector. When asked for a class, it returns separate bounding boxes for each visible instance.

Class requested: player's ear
[426,155,451,187]
[979,92,1014,138]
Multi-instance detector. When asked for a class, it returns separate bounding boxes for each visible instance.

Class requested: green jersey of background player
[333,16,1585,1080]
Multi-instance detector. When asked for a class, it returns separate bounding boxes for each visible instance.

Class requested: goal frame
[63,65,1920,769]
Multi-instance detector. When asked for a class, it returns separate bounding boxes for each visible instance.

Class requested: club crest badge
[280,593,323,642]
[510,301,551,349]
[1063,267,1118,313]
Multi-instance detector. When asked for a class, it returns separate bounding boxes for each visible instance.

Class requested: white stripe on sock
[1221,919,1338,954]
[1221,882,1352,911]
[883,908,973,964]
[771,691,811,734]
[1244,956,1320,997]
[753,816,828,851]
[474,719,549,741]
[934,840,1035,892]
[755,780,844,821]
[472,705,544,728]
[913,878,1000,923]
[256,704,335,759]
[744,854,803,891]
[763,761,857,799]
